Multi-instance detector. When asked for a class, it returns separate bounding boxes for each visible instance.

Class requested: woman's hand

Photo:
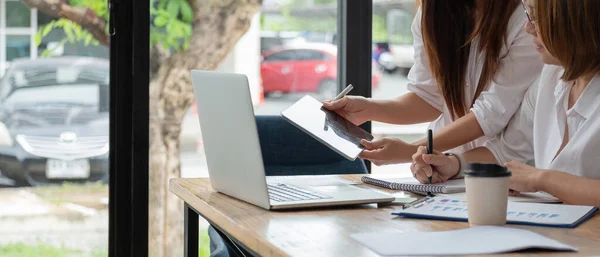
[505,161,547,193]
[322,96,373,126]
[358,138,418,165]
[410,146,460,184]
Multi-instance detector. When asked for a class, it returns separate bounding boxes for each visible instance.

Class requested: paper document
[438,191,561,203]
[393,197,598,228]
[351,226,576,256]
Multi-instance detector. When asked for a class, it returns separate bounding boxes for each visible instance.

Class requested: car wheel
[384,67,398,74]
[318,79,338,100]
[13,176,31,187]
[400,67,411,76]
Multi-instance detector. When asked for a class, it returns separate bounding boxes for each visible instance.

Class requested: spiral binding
[361,177,445,193]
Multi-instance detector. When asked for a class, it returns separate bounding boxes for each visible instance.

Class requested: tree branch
[21,0,109,46]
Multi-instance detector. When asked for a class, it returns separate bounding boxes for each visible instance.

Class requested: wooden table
[170,175,600,257]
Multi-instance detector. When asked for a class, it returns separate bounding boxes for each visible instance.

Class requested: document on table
[393,197,598,228]
[350,226,576,256]
[437,191,561,203]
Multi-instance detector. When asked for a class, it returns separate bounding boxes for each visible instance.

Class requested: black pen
[427,129,433,196]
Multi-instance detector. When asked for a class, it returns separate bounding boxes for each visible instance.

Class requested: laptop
[190,70,394,210]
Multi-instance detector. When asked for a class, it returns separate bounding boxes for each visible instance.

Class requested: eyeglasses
[521,0,537,27]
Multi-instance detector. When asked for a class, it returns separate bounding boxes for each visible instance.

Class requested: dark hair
[420,0,520,119]
[536,0,600,81]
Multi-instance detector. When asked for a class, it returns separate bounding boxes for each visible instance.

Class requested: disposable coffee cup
[464,163,511,226]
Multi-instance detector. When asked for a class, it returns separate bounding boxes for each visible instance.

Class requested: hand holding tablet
[281,87,374,161]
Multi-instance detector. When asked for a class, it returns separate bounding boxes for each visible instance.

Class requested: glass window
[0,2,109,257]
[6,0,31,27]
[371,3,420,176]
[263,50,298,62]
[6,35,31,61]
[295,49,328,61]
[149,0,340,256]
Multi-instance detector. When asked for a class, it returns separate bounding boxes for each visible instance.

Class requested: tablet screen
[281,95,374,160]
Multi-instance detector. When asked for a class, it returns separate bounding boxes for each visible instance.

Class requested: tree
[20,0,263,256]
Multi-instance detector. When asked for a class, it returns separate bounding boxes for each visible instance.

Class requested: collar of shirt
[553,72,600,121]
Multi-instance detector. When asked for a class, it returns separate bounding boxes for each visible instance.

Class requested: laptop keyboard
[267,183,332,202]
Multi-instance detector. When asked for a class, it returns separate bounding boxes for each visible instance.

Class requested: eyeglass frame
[521,0,537,27]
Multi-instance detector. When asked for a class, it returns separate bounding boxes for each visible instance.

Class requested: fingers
[414,169,430,183]
[509,189,520,196]
[322,97,348,110]
[359,149,385,165]
[422,153,451,166]
[505,160,526,170]
[361,139,385,150]
[411,146,429,163]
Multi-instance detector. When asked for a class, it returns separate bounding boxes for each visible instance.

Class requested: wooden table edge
[169,178,290,257]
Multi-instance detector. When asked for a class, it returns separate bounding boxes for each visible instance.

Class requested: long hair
[420,0,520,119]
[536,0,600,81]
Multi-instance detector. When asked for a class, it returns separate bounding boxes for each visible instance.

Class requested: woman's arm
[536,171,600,207]
[412,113,483,151]
[368,92,442,125]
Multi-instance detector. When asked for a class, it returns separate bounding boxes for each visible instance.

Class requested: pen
[333,84,353,101]
[427,129,433,196]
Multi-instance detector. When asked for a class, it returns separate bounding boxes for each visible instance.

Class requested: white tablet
[281,95,374,161]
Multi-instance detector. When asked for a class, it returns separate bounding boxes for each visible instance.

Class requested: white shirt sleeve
[484,78,538,165]
[471,15,544,137]
[406,8,445,112]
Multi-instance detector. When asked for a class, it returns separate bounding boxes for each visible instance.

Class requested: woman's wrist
[534,169,552,192]
[444,153,465,179]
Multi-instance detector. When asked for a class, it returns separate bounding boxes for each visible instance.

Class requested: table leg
[185,203,199,257]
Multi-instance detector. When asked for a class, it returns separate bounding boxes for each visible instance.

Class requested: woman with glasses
[324,0,544,166]
[411,0,600,207]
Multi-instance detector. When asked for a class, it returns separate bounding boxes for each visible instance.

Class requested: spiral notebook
[361,177,466,194]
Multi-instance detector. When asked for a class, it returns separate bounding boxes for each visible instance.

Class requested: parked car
[0,57,109,186]
[260,31,307,53]
[260,43,381,99]
[372,42,397,73]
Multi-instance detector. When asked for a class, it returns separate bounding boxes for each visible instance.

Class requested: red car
[261,43,381,99]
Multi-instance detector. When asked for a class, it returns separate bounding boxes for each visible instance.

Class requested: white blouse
[407,7,544,154]
[485,65,600,179]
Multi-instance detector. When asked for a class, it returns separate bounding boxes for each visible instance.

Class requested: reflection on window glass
[6,35,31,61]
[0,0,109,256]
[6,0,31,27]
[147,0,343,256]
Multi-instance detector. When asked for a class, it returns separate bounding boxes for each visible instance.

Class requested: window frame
[338,0,373,172]
[108,0,149,255]
[107,0,376,255]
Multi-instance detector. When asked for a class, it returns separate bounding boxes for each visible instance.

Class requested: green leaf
[84,33,93,45]
[73,24,84,40]
[167,1,178,17]
[154,16,168,27]
[42,23,53,37]
[180,1,193,23]
[35,30,43,46]
[64,23,76,43]
[158,0,167,10]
